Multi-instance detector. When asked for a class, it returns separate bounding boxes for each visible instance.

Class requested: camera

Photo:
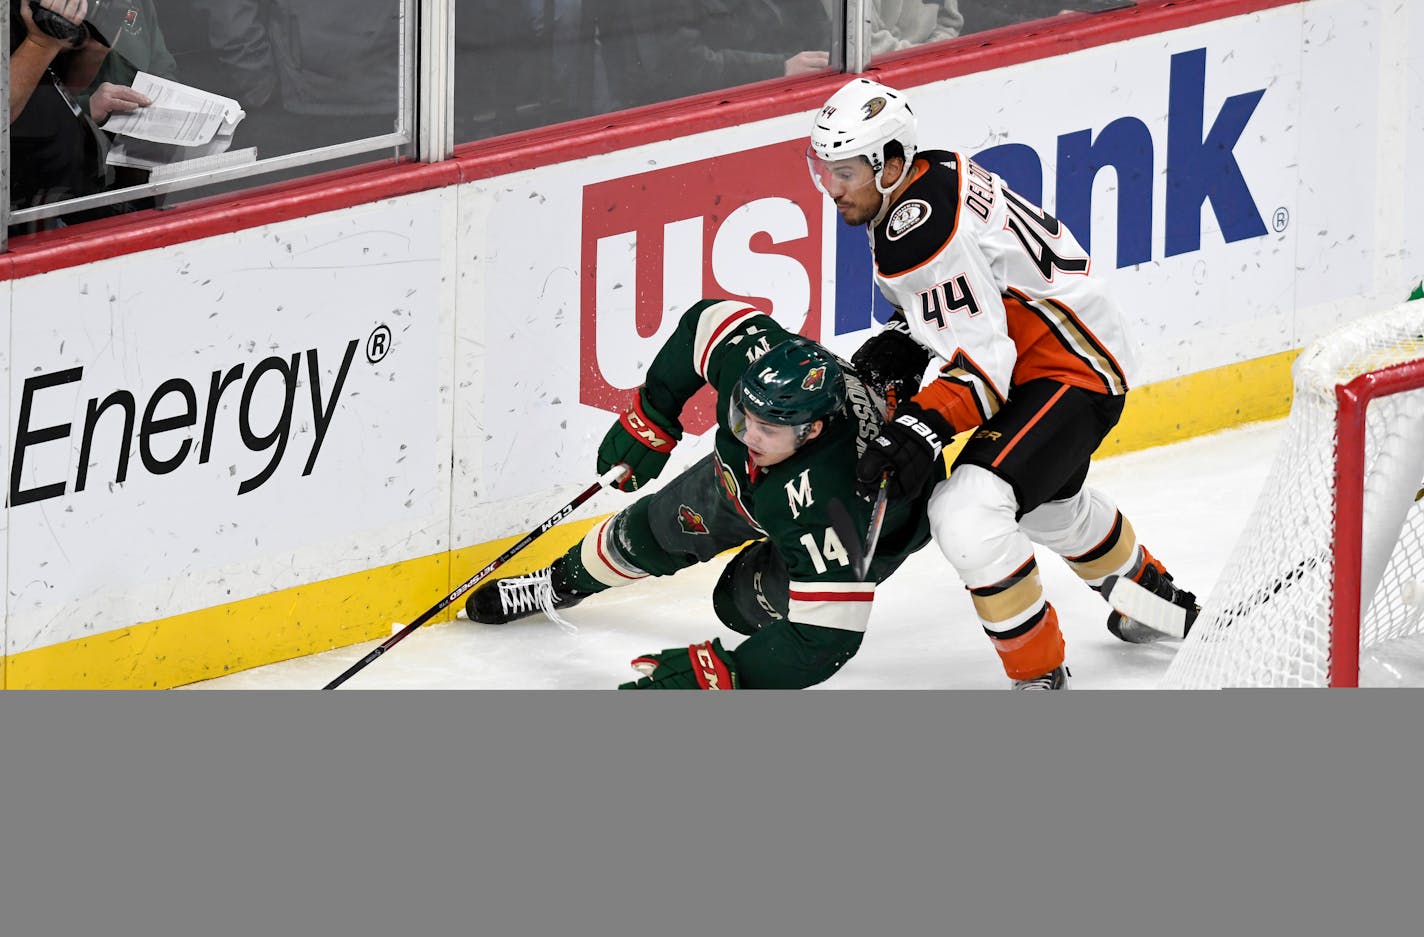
[28,1,90,46]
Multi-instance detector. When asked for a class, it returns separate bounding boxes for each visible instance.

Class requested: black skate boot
[1013,665,1070,690]
[465,566,586,625]
[1100,548,1199,644]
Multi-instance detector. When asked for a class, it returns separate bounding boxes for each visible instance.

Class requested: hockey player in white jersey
[807,76,1199,689]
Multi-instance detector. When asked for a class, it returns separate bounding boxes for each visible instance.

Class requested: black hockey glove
[597,388,682,491]
[856,401,952,499]
[619,638,739,689]
[850,313,931,414]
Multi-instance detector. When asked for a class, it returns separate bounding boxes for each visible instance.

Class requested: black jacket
[8,2,106,211]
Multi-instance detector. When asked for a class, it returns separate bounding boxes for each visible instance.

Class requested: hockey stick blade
[1102,575,1190,639]
[322,463,629,689]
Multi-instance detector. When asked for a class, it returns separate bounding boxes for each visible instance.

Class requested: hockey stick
[827,472,890,581]
[1114,484,1424,639]
[1103,544,1330,640]
[1100,575,1192,639]
[322,463,630,689]
[859,474,890,580]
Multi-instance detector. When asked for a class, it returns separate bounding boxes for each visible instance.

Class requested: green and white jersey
[640,299,931,637]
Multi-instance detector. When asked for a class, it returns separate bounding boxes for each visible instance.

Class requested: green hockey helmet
[730,337,848,445]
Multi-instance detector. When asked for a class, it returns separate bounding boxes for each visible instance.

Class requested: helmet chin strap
[869,167,898,227]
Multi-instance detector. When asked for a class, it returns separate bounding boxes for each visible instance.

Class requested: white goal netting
[1161,302,1424,688]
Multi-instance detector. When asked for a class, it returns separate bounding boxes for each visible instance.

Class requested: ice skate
[1013,665,1070,690]
[1101,550,1199,643]
[464,567,585,625]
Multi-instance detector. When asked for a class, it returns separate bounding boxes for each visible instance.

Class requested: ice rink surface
[182,418,1424,690]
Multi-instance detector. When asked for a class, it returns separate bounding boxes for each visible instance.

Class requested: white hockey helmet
[808,77,918,192]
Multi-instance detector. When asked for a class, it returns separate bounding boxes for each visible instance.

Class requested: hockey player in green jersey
[463,298,939,689]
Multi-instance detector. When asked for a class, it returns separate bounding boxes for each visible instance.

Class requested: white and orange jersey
[869,149,1137,435]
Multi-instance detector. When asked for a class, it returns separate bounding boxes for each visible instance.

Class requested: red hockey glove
[856,401,952,499]
[619,638,739,690]
[597,388,682,491]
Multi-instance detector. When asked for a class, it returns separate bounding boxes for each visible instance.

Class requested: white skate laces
[495,568,576,632]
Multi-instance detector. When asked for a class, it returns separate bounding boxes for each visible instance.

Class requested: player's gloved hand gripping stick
[597,388,682,491]
[322,464,630,689]
[856,401,953,499]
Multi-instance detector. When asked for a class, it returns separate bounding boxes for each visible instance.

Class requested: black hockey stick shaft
[322,464,629,689]
[858,474,890,580]
[827,472,889,582]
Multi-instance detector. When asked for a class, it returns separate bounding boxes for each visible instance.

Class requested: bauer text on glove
[855,402,952,499]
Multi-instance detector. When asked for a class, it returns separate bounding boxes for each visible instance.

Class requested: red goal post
[1331,358,1424,685]
[1162,301,1424,688]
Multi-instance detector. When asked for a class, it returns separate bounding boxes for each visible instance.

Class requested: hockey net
[1160,301,1424,688]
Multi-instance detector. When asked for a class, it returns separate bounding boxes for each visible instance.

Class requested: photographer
[10,0,100,227]
[69,1,172,213]
[8,0,149,231]
[82,1,177,107]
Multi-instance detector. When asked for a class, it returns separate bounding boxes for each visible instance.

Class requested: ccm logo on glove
[692,641,734,690]
[622,637,739,689]
[620,400,677,450]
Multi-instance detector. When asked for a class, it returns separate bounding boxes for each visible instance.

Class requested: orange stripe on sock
[988,605,1066,680]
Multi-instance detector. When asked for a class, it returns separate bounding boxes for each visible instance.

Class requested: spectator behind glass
[193,0,400,160]
[589,0,833,112]
[863,0,962,57]
[454,0,567,143]
[449,0,833,145]
[80,1,178,101]
[61,1,177,214]
[8,0,122,230]
[961,0,1131,35]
